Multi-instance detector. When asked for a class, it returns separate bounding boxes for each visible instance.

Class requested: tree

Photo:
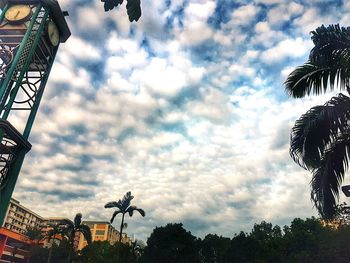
[131,239,145,260]
[59,213,92,263]
[25,226,45,262]
[224,231,260,263]
[198,234,230,263]
[284,24,350,220]
[105,191,145,243]
[25,226,43,245]
[45,223,65,263]
[79,241,137,263]
[79,241,115,263]
[141,223,200,263]
[101,0,142,22]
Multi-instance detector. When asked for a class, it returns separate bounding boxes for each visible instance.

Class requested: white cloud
[267,2,304,25]
[130,57,204,97]
[62,36,101,60]
[178,22,213,45]
[261,37,312,64]
[229,4,260,26]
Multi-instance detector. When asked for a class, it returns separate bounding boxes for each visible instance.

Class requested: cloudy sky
[10,0,350,241]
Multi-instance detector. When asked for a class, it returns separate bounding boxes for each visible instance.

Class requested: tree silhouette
[285,24,350,219]
[105,191,145,242]
[45,223,65,263]
[59,213,92,263]
[141,223,200,263]
[25,226,43,245]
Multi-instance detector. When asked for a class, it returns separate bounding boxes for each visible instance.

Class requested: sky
[9,0,350,241]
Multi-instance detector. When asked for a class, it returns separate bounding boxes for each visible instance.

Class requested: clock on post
[0,0,71,226]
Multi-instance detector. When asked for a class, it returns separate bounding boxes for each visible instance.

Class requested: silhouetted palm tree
[25,226,43,245]
[46,223,64,263]
[60,213,92,263]
[285,24,350,219]
[105,191,145,242]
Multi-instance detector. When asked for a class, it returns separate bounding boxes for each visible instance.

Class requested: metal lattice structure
[0,0,70,226]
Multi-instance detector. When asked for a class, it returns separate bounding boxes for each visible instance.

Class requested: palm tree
[25,226,43,245]
[59,213,92,263]
[45,223,64,263]
[285,24,350,220]
[105,191,145,242]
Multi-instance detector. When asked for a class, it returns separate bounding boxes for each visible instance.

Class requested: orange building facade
[0,228,31,263]
[77,221,122,250]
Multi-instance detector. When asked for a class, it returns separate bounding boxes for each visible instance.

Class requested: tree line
[28,216,350,263]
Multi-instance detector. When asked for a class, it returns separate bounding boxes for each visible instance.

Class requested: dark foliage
[43,217,350,263]
[78,241,137,263]
[101,0,141,22]
[29,240,71,263]
[139,218,350,263]
[105,191,145,243]
[141,223,200,263]
[284,24,350,219]
[198,234,230,263]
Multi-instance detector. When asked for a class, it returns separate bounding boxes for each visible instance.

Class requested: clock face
[47,21,60,46]
[5,5,32,24]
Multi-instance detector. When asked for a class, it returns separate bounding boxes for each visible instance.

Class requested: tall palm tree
[60,213,92,263]
[46,223,64,263]
[284,24,350,220]
[105,191,145,242]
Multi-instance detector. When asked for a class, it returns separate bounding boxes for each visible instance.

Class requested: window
[95,230,105,236]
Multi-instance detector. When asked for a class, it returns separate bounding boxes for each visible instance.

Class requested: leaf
[126,0,141,22]
[290,93,350,169]
[104,201,122,209]
[74,213,82,227]
[110,210,122,223]
[310,132,350,220]
[59,219,74,230]
[310,24,350,65]
[102,0,123,12]
[78,224,92,245]
[284,24,350,98]
[127,206,146,217]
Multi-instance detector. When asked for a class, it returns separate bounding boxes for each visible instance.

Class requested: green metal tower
[0,0,70,225]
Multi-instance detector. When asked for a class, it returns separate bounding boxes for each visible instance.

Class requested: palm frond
[78,224,92,245]
[101,0,123,12]
[110,210,122,223]
[74,213,82,227]
[127,206,145,217]
[310,24,350,64]
[284,56,350,98]
[311,133,350,220]
[290,93,350,169]
[105,201,122,209]
[47,225,63,240]
[59,219,74,229]
[126,0,141,22]
[121,191,134,210]
[285,24,350,98]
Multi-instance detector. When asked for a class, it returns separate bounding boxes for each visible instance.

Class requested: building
[2,200,133,252]
[121,233,133,245]
[76,221,121,250]
[0,227,31,263]
[2,198,44,235]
